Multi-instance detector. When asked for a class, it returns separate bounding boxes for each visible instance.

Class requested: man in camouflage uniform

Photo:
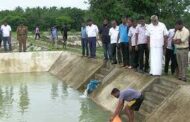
[17,23,28,52]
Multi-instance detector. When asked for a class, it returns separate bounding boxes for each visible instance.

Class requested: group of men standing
[0,21,28,52]
[81,15,190,82]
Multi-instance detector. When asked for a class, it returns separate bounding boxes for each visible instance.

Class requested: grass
[13,32,104,58]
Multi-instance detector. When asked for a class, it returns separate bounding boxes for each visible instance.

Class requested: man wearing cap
[17,22,28,52]
[146,15,168,76]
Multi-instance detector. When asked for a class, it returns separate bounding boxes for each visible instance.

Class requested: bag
[112,115,122,122]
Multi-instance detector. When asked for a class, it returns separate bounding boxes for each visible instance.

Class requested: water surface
[0,72,110,122]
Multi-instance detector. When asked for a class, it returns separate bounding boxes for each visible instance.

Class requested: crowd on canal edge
[80,15,189,82]
[0,15,189,82]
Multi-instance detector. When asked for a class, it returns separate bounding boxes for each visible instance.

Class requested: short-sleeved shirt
[167,29,175,49]
[35,27,40,34]
[109,26,119,44]
[51,27,58,38]
[86,24,99,38]
[1,25,11,37]
[128,26,137,46]
[119,24,128,43]
[136,24,148,45]
[146,22,168,48]
[119,88,141,102]
[81,27,87,39]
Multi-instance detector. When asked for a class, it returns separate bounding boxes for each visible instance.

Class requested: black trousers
[120,42,129,66]
[117,43,122,64]
[35,33,40,40]
[0,37,2,47]
[138,44,149,71]
[164,48,177,74]
[131,46,139,68]
[81,38,89,56]
[111,43,117,63]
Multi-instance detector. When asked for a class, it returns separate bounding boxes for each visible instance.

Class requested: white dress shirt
[167,29,175,49]
[109,26,119,44]
[146,22,168,48]
[86,24,99,38]
[128,26,137,46]
[136,24,148,45]
[1,25,11,37]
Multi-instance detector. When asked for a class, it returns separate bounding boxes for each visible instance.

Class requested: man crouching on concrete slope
[110,88,144,122]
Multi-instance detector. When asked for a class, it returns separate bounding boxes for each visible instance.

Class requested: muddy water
[0,73,110,122]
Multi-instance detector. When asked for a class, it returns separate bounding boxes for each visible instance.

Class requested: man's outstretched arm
[110,100,124,121]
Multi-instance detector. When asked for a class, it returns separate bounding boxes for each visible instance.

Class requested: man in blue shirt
[117,16,129,67]
[81,23,89,57]
[50,25,58,48]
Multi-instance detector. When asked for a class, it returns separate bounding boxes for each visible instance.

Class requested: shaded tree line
[0,7,86,31]
[0,0,190,31]
[88,0,190,28]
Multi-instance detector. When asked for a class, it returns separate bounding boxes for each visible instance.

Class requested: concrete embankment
[0,51,190,122]
[0,51,62,73]
[48,52,190,122]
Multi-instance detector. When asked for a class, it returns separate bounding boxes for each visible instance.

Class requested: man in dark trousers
[136,16,149,73]
[0,28,2,48]
[110,88,144,122]
[117,16,129,67]
[164,28,177,75]
[99,19,111,61]
[81,23,89,57]
[86,19,99,58]
[61,24,68,48]
[109,20,120,64]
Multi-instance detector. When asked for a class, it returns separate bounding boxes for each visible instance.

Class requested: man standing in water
[110,88,144,122]
[17,22,28,52]
[146,15,168,76]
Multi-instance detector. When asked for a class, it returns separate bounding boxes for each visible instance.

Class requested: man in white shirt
[136,16,149,73]
[86,19,99,58]
[146,15,168,76]
[128,19,138,69]
[1,21,12,51]
[164,28,177,75]
[109,20,119,64]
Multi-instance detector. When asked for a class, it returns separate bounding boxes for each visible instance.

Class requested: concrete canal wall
[0,51,190,122]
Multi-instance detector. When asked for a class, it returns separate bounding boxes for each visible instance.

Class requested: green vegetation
[0,1,190,31]
[0,7,86,31]
[88,0,190,28]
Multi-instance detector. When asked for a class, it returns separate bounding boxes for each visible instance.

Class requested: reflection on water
[19,85,29,114]
[0,72,110,122]
[51,82,59,99]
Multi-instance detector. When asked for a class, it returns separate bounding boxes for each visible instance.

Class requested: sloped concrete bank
[48,52,190,122]
[0,51,190,122]
[49,52,103,89]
